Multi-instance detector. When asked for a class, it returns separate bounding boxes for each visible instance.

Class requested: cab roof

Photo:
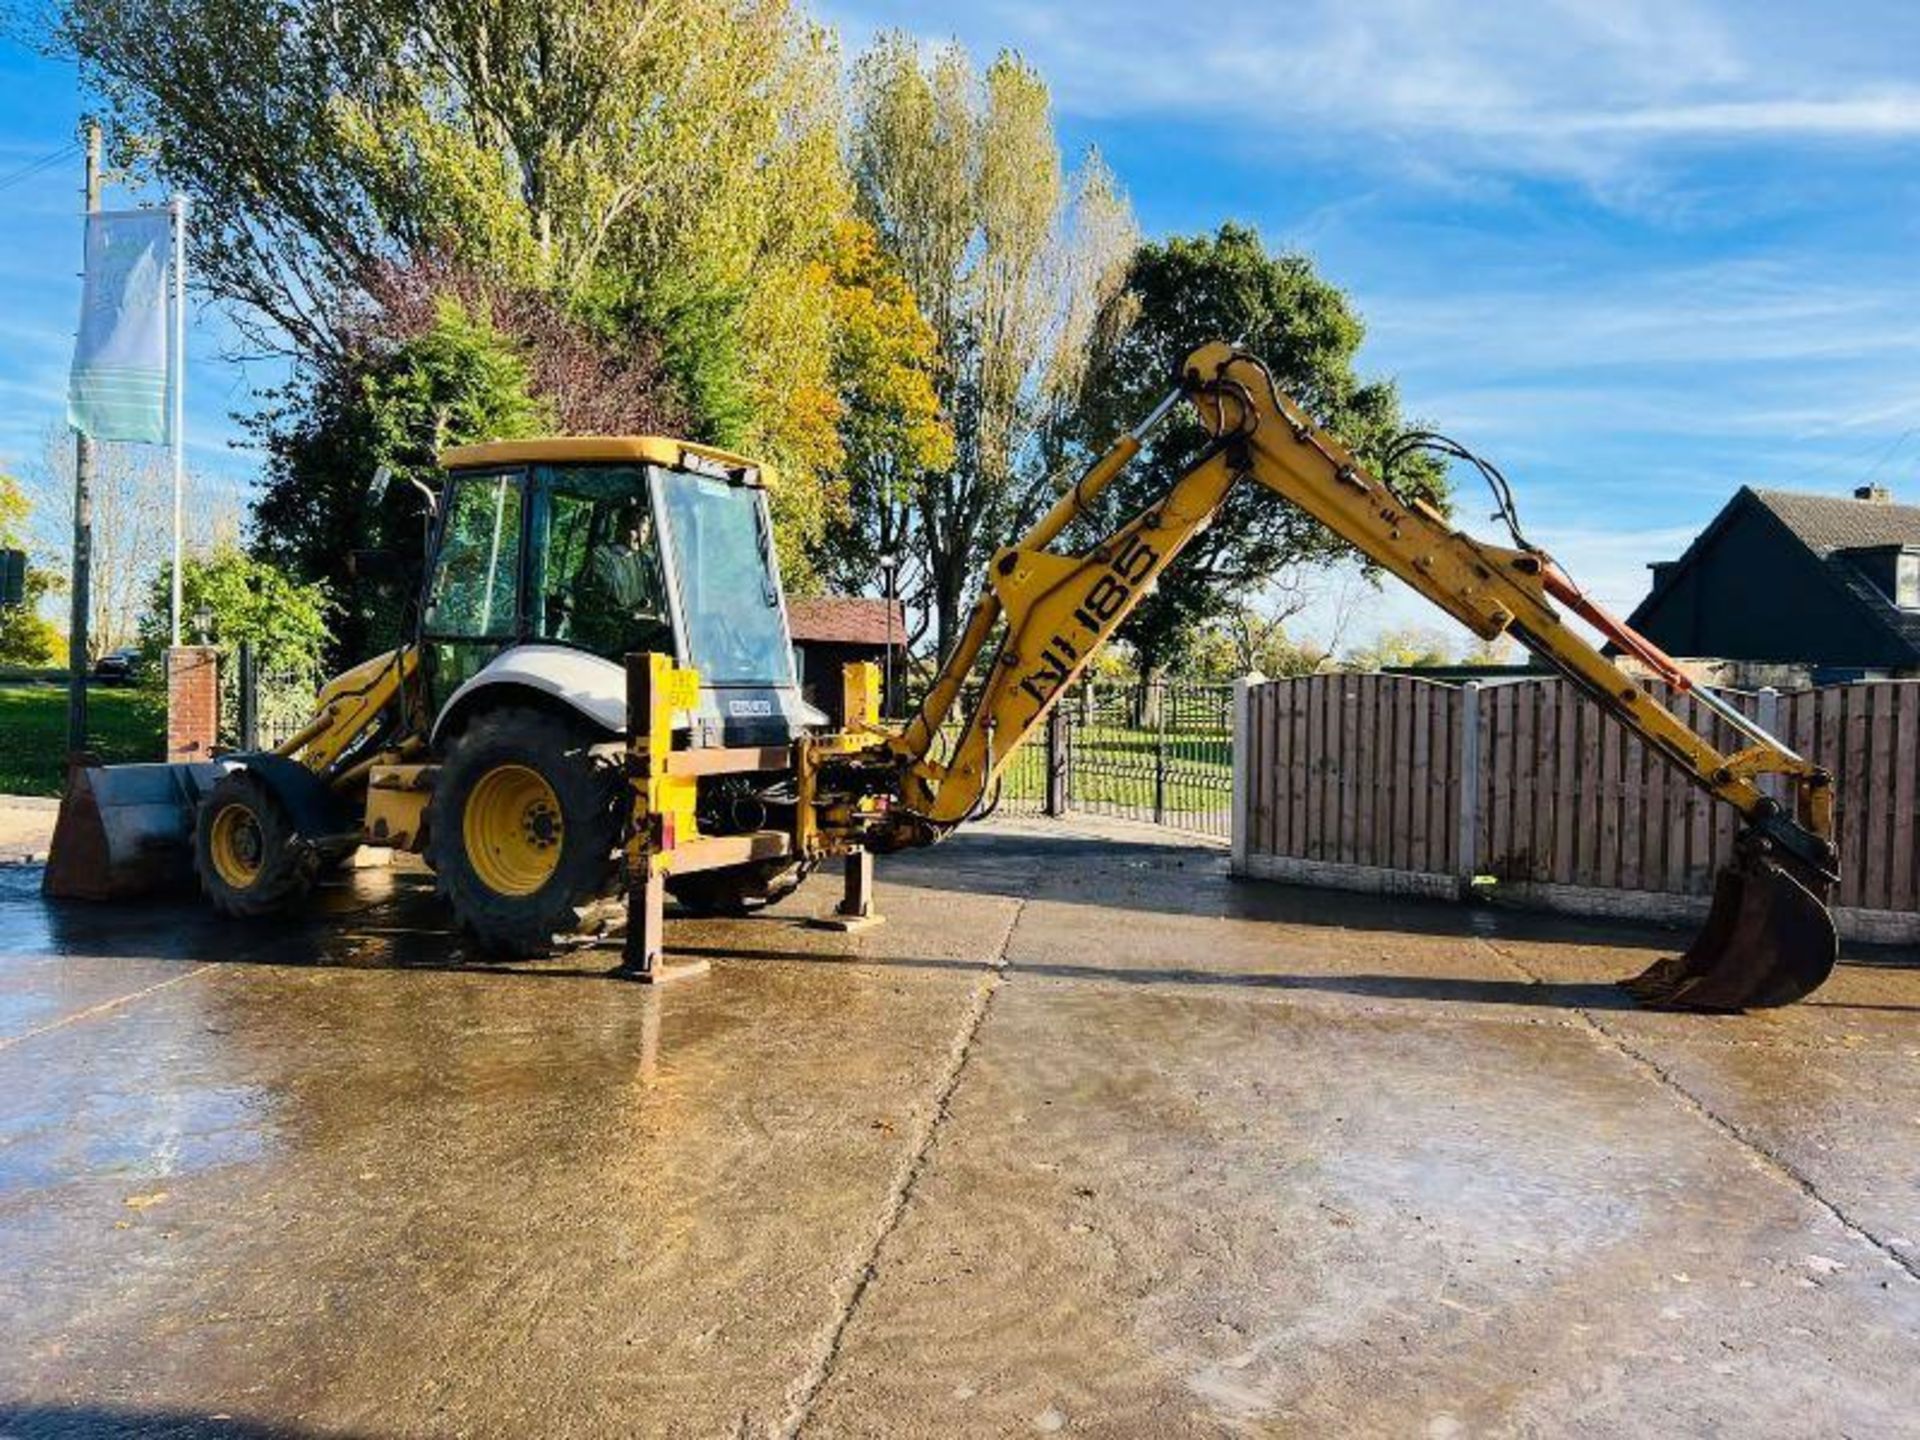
[438,436,769,485]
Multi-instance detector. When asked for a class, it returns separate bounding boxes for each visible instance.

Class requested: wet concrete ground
[1,817,1917,1437]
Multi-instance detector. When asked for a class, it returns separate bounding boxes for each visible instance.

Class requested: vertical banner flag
[68,208,174,443]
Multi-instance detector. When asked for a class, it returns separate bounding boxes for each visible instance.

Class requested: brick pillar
[167,645,220,763]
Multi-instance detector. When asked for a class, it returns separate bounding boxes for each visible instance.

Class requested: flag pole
[66,122,101,759]
[168,193,186,647]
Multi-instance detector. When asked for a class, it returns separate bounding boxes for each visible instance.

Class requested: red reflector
[660,812,677,850]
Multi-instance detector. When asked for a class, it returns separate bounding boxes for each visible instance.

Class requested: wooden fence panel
[1893,685,1918,913]
[1240,675,1920,928]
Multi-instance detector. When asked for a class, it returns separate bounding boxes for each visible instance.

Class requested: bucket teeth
[1623,839,1837,1012]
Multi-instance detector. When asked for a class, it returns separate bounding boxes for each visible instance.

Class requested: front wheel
[194,770,318,917]
[425,708,625,957]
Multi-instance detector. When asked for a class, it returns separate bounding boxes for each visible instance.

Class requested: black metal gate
[991,679,1234,839]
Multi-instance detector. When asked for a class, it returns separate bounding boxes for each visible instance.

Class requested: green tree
[851,34,1136,658]
[1342,627,1457,672]
[1460,633,1519,666]
[815,219,953,600]
[0,473,62,665]
[252,295,551,663]
[1066,224,1448,681]
[0,472,27,544]
[57,0,862,572]
[138,544,333,739]
[1186,605,1328,681]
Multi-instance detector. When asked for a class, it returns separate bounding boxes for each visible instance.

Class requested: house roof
[786,596,907,647]
[1628,485,1920,663]
[1749,488,1920,554]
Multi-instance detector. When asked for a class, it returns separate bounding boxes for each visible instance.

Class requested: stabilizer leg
[811,849,885,933]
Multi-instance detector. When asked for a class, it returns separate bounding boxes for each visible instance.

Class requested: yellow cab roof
[437,436,770,485]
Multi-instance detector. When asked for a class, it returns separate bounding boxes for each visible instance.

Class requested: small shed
[787,595,907,720]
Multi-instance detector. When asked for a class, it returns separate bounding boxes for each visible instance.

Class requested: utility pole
[66,121,101,759]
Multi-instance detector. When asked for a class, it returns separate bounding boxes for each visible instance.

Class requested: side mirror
[349,548,407,587]
[367,463,439,519]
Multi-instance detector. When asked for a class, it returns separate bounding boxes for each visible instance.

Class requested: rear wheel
[194,770,318,917]
[425,707,624,957]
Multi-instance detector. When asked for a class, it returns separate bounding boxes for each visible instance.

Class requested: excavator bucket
[1622,841,1838,1011]
[41,761,224,901]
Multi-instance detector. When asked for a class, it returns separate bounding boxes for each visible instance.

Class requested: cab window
[425,472,524,638]
[533,465,674,660]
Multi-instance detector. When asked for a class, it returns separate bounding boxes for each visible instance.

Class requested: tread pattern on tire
[424,707,625,957]
[193,770,319,918]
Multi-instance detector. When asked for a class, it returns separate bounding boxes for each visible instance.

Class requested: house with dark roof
[786,595,907,719]
[1625,484,1920,682]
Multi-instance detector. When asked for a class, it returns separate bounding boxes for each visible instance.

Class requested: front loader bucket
[1622,844,1838,1011]
[42,762,226,901]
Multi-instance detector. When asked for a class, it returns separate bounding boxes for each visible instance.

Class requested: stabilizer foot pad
[810,912,886,934]
[612,957,712,984]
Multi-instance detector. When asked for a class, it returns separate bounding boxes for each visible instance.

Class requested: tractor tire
[425,707,625,958]
[194,769,319,918]
[667,858,808,917]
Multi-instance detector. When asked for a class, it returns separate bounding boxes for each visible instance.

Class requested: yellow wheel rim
[462,763,565,897]
[208,802,265,890]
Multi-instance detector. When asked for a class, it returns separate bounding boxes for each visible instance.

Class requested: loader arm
[873,340,1839,1010]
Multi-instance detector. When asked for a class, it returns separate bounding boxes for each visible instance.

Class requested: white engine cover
[431,643,830,744]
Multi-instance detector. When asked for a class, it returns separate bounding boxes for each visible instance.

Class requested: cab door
[421,469,528,717]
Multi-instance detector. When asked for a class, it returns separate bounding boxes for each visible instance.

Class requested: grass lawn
[990,723,1233,816]
[0,684,166,796]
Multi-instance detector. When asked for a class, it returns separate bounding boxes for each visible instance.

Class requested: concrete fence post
[1754,686,1785,805]
[1456,680,1483,887]
[1230,673,1262,875]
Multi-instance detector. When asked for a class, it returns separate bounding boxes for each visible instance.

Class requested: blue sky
[0,45,268,511]
[4,2,1919,648]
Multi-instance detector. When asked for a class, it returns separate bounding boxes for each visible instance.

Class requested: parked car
[92,648,145,685]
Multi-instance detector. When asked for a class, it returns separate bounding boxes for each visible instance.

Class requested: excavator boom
[858,341,1839,1011]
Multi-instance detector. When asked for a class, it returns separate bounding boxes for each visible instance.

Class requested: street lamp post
[878,552,900,720]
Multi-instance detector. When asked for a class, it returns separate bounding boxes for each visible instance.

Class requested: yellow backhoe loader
[44,342,1839,1011]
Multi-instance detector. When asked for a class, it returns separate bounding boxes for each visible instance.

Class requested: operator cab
[423,437,819,745]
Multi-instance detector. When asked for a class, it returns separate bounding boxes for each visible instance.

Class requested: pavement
[0,815,1917,1437]
[0,794,57,865]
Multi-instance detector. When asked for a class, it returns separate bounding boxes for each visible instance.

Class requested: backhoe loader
[44,341,1839,1011]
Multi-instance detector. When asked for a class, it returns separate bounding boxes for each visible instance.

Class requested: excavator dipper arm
[867,341,1839,1011]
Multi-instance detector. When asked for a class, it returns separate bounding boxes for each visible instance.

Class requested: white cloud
[1559,94,1920,139]
[823,0,1920,189]
[817,0,1920,655]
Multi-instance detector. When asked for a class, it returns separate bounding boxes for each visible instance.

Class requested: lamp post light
[877,552,901,720]
[193,604,213,646]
